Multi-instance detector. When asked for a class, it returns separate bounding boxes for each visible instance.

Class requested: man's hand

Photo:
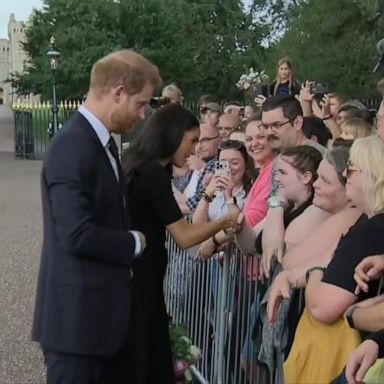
[354,255,384,294]
[267,270,294,323]
[196,239,217,262]
[138,231,146,253]
[345,340,379,384]
[300,80,314,103]
[254,95,267,107]
[187,155,206,171]
[320,94,331,118]
[260,239,286,278]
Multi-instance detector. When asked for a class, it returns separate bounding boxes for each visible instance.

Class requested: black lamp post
[46,36,60,139]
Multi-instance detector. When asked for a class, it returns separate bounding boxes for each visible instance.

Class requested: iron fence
[164,232,269,384]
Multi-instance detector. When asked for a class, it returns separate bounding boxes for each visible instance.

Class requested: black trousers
[43,340,135,384]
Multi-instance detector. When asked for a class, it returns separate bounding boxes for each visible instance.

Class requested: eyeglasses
[345,160,362,178]
[218,140,244,150]
[218,126,236,134]
[258,117,296,131]
[197,135,219,144]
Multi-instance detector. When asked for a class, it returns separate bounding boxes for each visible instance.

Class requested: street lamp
[46,36,60,139]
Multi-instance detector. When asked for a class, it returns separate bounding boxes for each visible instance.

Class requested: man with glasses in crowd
[217,113,242,141]
[185,122,221,212]
[200,102,221,125]
[259,94,325,277]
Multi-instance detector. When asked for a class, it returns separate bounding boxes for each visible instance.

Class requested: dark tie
[108,137,131,229]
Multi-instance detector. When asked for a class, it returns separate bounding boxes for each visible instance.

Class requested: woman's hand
[260,239,286,279]
[204,174,223,196]
[196,239,217,262]
[267,270,295,323]
[345,340,379,384]
[354,255,384,295]
[220,175,235,199]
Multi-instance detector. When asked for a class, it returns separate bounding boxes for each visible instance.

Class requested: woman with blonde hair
[270,56,301,96]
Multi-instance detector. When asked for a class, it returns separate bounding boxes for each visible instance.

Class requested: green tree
[12,0,261,101]
[261,0,384,98]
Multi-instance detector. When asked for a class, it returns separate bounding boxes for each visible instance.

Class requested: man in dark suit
[32,50,162,383]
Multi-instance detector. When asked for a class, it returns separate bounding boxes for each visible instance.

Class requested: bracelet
[345,307,356,329]
[201,190,213,202]
[212,234,220,248]
[322,115,332,121]
[305,266,325,283]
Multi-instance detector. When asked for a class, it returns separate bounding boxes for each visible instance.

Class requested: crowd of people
[32,48,384,384]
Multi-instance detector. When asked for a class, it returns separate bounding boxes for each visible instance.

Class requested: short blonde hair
[90,49,162,97]
[350,135,384,215]
[341,118,374,139]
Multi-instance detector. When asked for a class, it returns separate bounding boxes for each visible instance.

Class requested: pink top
[241,158,274,281]
[243,158,274,227]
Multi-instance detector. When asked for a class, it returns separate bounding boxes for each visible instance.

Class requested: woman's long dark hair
[122,104,199,178]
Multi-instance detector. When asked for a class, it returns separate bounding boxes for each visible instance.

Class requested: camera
[149,96,170,109]
[310,82,329,95]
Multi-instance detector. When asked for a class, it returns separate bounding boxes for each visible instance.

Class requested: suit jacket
[32,111,136,357]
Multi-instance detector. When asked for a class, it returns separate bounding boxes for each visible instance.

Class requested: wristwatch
[226,196,237,205]
[346,307,356,329]
[267,196,286,209]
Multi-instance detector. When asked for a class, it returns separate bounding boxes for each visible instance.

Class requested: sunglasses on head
[218,140,244,150]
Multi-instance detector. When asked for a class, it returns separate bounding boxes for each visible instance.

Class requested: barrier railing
[164,233,268,383]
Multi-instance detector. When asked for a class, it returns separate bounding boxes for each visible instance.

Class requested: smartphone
[251,83,270,98]
[214,160,230,177]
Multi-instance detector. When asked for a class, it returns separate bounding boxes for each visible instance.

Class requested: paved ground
[0,106,45,383]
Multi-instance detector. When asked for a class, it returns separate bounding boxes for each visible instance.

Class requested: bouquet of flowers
[170,323,202,383]
[235,67,269,92]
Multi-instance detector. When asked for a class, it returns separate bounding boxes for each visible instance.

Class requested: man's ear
[294,115,304,132]
[112,84,126,103]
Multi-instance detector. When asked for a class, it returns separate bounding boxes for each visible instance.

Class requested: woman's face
[278,64,291,82]
[219,148,246,186]
[172,127,200,167]
[344,159,365,211]
[313,159,348,213]
[245,121,275,166]
[276,156,307,201]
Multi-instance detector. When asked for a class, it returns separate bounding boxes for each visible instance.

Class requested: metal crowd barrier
[164,232,269,384]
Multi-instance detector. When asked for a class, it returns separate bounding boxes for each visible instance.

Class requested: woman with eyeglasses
[193,139,253,261]
[121,104,241,384]
[267,135,384,383]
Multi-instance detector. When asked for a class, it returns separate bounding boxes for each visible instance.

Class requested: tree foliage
[11,0,384,101]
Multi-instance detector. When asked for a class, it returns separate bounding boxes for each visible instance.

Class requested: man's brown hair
[90,49,162,97]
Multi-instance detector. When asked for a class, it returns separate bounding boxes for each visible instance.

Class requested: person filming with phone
[193,140,253,260]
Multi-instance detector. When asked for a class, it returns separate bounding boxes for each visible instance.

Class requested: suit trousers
[43,334,135,384]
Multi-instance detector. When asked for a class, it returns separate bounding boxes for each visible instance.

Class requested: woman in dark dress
[121,104,241,384]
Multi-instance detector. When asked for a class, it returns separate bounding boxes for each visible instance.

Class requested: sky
[0,0,43,38]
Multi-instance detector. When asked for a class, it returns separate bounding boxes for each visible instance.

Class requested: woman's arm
[235,218,265,255]
[167,210,242,250]
[282,207,362,270]
[284,205,331,249]
[350,298,384,332]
